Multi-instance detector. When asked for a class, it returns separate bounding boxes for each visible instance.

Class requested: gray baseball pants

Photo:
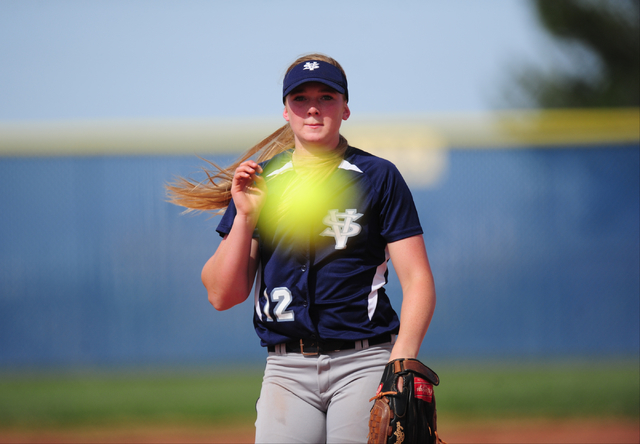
[254,342,393,443]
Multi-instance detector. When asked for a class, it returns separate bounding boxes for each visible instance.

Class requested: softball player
[169,53,436,443]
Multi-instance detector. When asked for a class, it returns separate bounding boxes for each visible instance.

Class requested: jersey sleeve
[378,162,423,243]
[215,199,237,237]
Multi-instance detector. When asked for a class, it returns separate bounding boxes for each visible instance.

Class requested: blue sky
[0,0,554,121]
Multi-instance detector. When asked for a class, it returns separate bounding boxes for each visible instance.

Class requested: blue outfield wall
[0,144,638,367]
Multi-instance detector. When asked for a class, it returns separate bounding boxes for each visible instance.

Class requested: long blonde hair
[166,53,349,213]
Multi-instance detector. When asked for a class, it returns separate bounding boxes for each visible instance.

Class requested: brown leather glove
[368,358,445,444]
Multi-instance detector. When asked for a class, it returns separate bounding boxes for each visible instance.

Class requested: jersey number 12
[264,287,295,322]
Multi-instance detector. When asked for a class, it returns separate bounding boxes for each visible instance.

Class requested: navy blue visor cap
[282,60,348,103]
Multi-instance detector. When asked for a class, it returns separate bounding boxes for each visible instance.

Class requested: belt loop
[391,334,397,345]
[276,343,286,355]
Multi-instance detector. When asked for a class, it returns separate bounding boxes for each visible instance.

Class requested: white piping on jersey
[367,246,390,320]
[254,263,263,321]
[265,159,363,178]
[338,159,363,173]
[266,161,294,178]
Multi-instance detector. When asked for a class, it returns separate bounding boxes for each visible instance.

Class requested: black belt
[267,333,394,356]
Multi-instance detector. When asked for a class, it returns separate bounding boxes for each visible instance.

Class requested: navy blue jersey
[217,147,423,347]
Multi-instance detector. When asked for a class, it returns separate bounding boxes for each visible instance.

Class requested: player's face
[283,82,350,153]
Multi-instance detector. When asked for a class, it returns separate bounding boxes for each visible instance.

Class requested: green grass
[433,359,640,420]
[0,360,637,429]
[0,369,264,429]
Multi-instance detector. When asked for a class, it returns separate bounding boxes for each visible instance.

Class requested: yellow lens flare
[258,171,355,248]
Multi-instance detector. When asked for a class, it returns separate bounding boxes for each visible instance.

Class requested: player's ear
[342,103,351,121]
[283,105,290,122]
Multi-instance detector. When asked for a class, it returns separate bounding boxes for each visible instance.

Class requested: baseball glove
[368,358,445,444]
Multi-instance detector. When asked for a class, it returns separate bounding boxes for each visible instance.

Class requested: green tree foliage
[508,0,639,108]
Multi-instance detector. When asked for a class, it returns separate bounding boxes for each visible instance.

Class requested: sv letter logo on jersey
[320,209,363,249]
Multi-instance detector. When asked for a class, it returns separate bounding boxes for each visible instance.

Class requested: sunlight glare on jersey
[260,168,354,247]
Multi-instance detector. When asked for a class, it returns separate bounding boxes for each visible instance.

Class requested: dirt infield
[0,419,638,444]
[439,418,639,443]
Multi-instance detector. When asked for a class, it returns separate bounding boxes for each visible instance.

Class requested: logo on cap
[303,61,320,71]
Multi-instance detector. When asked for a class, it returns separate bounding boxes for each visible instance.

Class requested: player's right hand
[231,160,266,219]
